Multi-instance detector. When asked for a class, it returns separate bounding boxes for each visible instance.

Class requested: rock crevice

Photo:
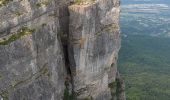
[0,0,124,100]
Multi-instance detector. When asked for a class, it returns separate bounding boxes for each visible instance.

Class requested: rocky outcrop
[0,0,69,100]
[68,0,121,99]
[0,0,123,100]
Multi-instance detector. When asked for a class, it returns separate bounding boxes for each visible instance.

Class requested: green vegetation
[109,81,117,89]
[0,27,35,45]
[0,90,9,100]
[118,35,170,100]
[0,0,12,7]
[35,3,41,7]
[63,81,75,100]
[120,1,170,99]
[74,0,96,5]
[74,0,83,4]
[63,88,75,100]
[35,1,50,8]
[109,81,117,99]
[64,88,71,100]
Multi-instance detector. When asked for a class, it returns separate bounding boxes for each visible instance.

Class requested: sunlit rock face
[0,0,123,100]
[68,0,121,99]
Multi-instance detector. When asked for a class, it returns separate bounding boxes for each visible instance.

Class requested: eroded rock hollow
[0,0,125,100]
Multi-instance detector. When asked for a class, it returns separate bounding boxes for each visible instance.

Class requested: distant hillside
[119,0,170,99]
[118,35,170,100]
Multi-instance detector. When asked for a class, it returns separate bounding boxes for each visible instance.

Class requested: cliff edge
[0,0,125,100]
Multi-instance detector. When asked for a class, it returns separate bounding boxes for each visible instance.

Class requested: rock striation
[0,0,124,100]
[68,0,121,99]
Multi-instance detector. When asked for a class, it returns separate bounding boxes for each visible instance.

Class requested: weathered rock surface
[0,0,69,100]
[68,0,121,99]
[0,0,124,100]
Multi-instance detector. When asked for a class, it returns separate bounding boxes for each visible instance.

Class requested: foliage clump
[109,81,117,89]
[74,0,96,5]
[108,81,117,99]
[63,81,75,100]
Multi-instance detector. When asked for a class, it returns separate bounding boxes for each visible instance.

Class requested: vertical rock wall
[68,0,121,99]
[0,0,123,100]
[0,0,70,100]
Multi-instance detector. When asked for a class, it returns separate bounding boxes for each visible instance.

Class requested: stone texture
[68,0,121,99]
[0,0,69,100]
[0,0,123,100]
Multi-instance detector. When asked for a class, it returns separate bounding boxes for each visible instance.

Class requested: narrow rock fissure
[58,5,75,99]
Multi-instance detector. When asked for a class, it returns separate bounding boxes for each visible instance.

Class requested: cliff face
[0,0,124,100]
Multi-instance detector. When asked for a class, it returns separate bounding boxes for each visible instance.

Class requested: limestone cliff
[0,0,124,100]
